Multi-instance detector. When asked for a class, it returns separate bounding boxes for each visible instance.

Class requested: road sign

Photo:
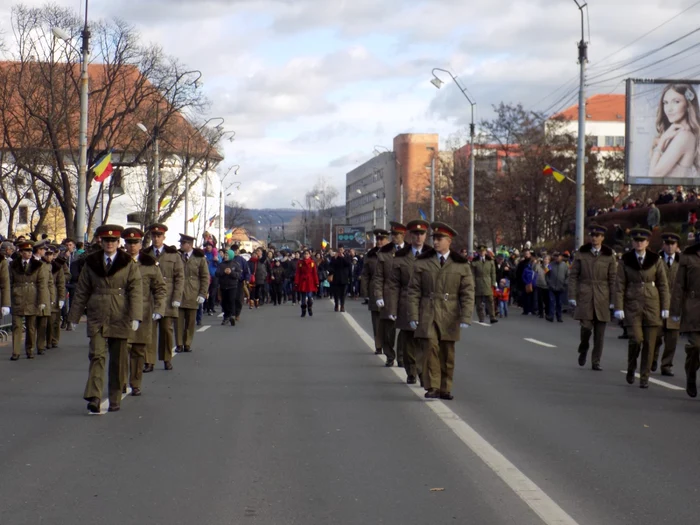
[336,226,366,251]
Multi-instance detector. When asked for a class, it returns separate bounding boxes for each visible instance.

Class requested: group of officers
[6,223,211,414]
[359,219,700,400]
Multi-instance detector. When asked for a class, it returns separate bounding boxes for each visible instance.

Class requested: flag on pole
[159,196,172,210]
[208,214,218,227]
[321,239,329,249]
[444,196,462,207]
[188,214,199,223]
[91,150,114,183]
[418,208,428,221]
[543,164,566,183]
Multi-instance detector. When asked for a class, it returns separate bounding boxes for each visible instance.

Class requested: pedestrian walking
[67,225,143,413]
[176,234,209,353]
[547,252,568,322]
[294,249,319,317]
[407,222,475,400]
[652,232,681,376]
[329,245,351,312]
[615,228,670,388]
[216,249,241,325]
[568,224,617,371]
[360,230,388,353]
[472,245,498,324]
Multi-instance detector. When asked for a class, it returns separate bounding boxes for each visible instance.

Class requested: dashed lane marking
[341,310,580,525]
[524,338,557,348]
[197,326,211,332]
[618,371,684,391]
[474,322,492,327]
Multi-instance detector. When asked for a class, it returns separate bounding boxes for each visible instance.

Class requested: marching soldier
[360,229,389,355]
[670,236,700,398]
[651,232,681,376]
[67,225,142,413]
[122,228,166,395]
[615,228,670,389]
[374,222,406,367]
[568,224,616,371]
[407,222,475,400]
[46,246,67,349]
[176,234,209,353]
[386,219,431,384]
[34,240,54,355]
[144,223,183,372]
[9,240,48,360]
[472,244,498,324]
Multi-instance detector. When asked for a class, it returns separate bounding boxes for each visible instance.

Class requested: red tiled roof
[553,94,625,122]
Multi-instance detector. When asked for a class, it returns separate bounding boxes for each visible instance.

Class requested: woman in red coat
[294,250,320,317]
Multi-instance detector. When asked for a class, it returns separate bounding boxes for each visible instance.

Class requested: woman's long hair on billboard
[654,83,700,171]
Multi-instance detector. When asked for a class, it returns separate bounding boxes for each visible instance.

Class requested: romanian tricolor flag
[444,196,461,207]
[543,164,566,183]
[159,196,172,210]
[208,214,218,227]
[321,239,329,249]
[188,214,199,223]
[91,150,113,183]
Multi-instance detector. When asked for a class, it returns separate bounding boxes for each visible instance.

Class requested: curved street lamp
[430,67,476,250]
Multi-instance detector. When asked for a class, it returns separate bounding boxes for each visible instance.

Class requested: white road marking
[197,325,211,332]
[342,312,580,525]
[95,345,179,415]
[618,371,684,391]
[524,338,557,348]
[474,322,492,327]
[217,313,224,318]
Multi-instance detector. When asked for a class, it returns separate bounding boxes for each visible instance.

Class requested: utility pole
[76,0,90,241]
[184,169,189,235]
[428,148,436,222]
[574,0,588,249]
[152,127,160,225]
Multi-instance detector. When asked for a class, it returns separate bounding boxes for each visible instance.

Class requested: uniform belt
[630,282,655,287]
[424,293,457,301]
[93,288,124,295]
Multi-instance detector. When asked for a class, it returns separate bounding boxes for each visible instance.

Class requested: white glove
[39,304,45,310]
[376,299,385,308]
[614,310,625,320]
[388,315,396,321]
[172,301,181,308]
[460,323,469,328]
[152,313,162,321]
[409,320,418,330]
[661,310,669,319]
[494,283,498,287]
[197,296,206,304]
[58,301,64,309]
[131,320,140,331]
[672,316,681,323]
[365,297,370,301]
[609,304,615,310]
[1,306,9,316]
[569,299,577,307]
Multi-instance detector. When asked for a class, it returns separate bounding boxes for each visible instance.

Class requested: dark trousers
[206,278,218,311]
[371,310,381,351]
[234,285,244,317]
[399,330,424,379]
[270,283,283,305]
[523,290,535,314]
[653,321,678,371]
[684,332,700,381]
[332,284,347,308]
[548,290,564,320]
[475,295,495,321]
[221,286,237,319]
[537,287,550,317]
[579,316,607,365]
[378,318,398,362]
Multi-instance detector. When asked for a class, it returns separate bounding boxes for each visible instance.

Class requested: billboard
[626,78,700,185]
[335,225,366,251]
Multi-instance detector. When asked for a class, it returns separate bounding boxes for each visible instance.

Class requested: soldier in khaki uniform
[145,223,184,372]
[670,238,700,398]
[360,229,388,354]
[651,232,681,376]
[45,246,66,349]
[614,228,670,389]
[386,219,431,384]
[472,245,498,324]
[34,241,55,355]
[407,222,475,400]
[568,224,616,371]
[374,222,406,367]
[176,234,209,353]
[9,240,49,360]
[122,228,167,395]
[67,225,143,413]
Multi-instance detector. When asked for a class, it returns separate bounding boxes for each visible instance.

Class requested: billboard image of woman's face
[626,79,700,185]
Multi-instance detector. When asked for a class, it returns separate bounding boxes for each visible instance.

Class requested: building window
[605,136,614,147]
[615,136,625,147]
[18,205,28,224]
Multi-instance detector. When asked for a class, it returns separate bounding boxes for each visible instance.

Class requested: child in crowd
[495,278,510,318]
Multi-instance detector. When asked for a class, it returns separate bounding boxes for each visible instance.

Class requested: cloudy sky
[2,0,699,208]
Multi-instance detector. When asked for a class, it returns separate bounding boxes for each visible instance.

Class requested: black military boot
[626,345,637,385]
[308,299,314,317]
[687,369,697,398]
[301,305,307,318]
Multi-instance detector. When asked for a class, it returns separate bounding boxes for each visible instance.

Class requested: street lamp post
[430,67,476,250]
[137,122,160,225]
[574,0,589,249]
[219,165,240,247]
[52,0,90,241]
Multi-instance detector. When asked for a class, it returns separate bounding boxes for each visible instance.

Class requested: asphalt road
[0,297,697,525]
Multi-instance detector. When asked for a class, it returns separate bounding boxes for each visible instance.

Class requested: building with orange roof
[551,94,626,150]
